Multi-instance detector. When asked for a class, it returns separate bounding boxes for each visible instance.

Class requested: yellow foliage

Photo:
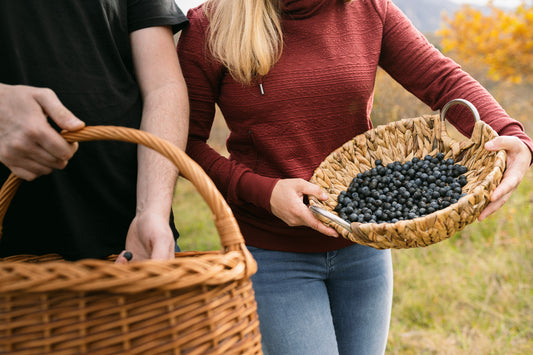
[438,1,533,83]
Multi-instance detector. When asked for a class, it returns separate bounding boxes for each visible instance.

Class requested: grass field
[172,66,533,354]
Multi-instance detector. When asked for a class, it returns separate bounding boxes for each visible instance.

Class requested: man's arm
[122,25,189,262]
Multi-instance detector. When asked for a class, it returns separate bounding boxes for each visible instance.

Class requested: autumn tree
[438,1,533,83]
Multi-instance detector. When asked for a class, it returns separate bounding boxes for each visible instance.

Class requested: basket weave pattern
[310,114,506,249]
[0,127,262,354]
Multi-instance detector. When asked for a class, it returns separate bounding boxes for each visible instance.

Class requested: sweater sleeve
[375,0,533,157]
[177,8,278,211]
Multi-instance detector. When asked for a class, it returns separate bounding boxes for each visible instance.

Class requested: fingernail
[123,251,133,261]
[485,141,494,149]
[321,193,329,200]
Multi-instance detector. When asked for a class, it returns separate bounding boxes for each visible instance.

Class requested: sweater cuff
[237,172,280,212]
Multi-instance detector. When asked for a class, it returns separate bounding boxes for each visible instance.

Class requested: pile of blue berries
[334,153,468,224]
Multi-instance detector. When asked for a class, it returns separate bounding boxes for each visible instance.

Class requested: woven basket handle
[0,126,245,252]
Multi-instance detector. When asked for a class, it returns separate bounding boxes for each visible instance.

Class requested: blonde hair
[205,0,353,85]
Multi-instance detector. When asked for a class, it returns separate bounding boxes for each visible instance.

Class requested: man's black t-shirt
[0,0,188,259]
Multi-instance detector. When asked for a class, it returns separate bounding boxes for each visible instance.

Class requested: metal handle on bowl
[440,98,480,123]
[309,205,352,232]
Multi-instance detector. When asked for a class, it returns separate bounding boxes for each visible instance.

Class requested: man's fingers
[6,153,59,181]
[10,166,51,181]
[150,242,175,260]
[0,85,82,178]
[30,124,80,162]
[115,250,133,264]
[32,89,84,161]
[25,138,74,168]
[33,88,85,131]
[3,138,76,180]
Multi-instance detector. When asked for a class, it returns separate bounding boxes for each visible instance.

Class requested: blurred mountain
[392,0,463,33]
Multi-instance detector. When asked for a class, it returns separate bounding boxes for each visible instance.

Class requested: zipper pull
[259,83,265,95]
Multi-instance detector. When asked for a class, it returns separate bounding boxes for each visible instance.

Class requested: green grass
[172,179,221,251]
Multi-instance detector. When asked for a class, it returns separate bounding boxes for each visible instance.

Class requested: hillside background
[176,0,493,33]
[392,0,519,33]
[393,0,463,32]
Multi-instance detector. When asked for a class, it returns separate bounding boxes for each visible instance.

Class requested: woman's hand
[270,178,339,237]
[479,136,532,221]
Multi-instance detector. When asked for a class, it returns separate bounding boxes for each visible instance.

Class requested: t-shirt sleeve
[128,0,188,34]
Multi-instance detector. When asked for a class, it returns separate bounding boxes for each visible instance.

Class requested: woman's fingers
[270,179,339,237]
[479,136,532,220]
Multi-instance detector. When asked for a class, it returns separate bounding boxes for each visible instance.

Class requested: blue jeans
[248,243,393,355]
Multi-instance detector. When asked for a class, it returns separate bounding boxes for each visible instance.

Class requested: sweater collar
[282,0,331,19]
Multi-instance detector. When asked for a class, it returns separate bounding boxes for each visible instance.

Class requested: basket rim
[0,250,252,293]
[0,126,258,293]
[309,114,506,249]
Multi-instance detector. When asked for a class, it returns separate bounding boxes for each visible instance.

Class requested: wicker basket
[310,99,507,249]
[0,127,262,354]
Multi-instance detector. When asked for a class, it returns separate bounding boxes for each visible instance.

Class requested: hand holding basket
[0,126,262,354]
[310,99,507,249]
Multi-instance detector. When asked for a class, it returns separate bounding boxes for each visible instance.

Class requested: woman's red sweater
[178,0,532,252]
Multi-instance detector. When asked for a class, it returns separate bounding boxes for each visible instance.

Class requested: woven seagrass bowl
[0,126,262,354]
[309,99,507,249]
